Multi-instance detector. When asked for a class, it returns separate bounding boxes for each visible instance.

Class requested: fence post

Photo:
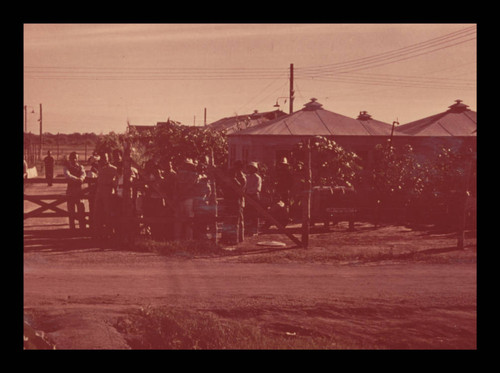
[210,149,219,244]
[457,157,474,249]
[302,138,312,248]
[120,139,134,247]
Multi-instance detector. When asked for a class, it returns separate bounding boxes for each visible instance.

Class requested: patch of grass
[132,237,225,258]
[114,306,350,349]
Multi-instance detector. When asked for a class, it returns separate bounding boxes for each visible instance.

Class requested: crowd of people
[26,148,298,245]
[58,149,295,246]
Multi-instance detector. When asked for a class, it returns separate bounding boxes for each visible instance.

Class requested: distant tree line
[25,132,100,147]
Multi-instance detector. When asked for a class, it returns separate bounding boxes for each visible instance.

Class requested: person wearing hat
[174,158,199,240]
[87,152,100,176]
[63,151,87,230]
[221,160,246,245]
[158,159,177,240]
[42,150,55,186]
[143,157,165,240]
[193,157,213,240]
[244,161,262,236]
[275,156,294,207]
[92,153,118,240]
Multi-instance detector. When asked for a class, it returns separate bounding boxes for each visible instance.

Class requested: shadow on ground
[23,228,98,252]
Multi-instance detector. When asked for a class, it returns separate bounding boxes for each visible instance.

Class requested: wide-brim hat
[248,162,258,170]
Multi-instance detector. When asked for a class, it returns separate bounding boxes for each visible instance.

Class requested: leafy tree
[96,122,228,172]
[289,136,362,187]
[367,141,427,209]
[94,131,124,157]
[128,122,228,169]
[363,140,475,224]
[415,144,476,223]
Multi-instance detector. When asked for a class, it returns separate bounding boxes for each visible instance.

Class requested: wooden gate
[24,177,95,229]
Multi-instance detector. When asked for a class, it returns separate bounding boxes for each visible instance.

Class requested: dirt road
[24,248,476,349]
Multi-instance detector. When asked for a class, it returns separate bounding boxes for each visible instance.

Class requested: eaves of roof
[228,108,393,137]
[395,110,477,137]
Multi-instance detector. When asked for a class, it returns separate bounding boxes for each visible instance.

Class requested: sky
[23,23,476,135]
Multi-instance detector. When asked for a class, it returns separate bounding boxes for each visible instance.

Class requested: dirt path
[24,248,476,349]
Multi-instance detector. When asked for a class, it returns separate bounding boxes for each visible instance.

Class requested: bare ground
[23,182,477,349]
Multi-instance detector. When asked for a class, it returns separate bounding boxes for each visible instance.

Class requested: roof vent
[303,97,323,111]
[447,99,470,113]
[357,111,372,121]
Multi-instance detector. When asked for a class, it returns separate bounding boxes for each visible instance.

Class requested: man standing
[64,152,86,230]
[275,157,294,207]
[244,162,262,237]
[221,160,246,245]
[43,150,55,186]
[93,153,118,240]
[23,158,28,192]
[174,158,199,241]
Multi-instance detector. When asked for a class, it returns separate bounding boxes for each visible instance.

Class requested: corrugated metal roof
[127,124,156,133]
[228,99,393,137]
[395,100,477,137]
[128,118,183,133]
[207,109,287,134]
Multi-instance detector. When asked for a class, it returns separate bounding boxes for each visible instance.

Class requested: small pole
[204,108,207,126]
[24,105,27,162]
[388,119,398,149]
[302,138,312,248]
[289,63,294,114]
[39,103,43,161]
[457,157,474,249]
[121,139,133,247]
[209,149,218,244]
[24,105,27,133]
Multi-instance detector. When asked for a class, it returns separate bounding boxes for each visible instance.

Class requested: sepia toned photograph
[23,23,476,350]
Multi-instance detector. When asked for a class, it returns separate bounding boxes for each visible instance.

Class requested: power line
[298,36,476,78]
[24,65,289,80]
[341,71,475,83]
[295,26,476,76]
[303,69,476,88]
[24,25,476,100]
[297,75,475,91]
[233,78,289,115]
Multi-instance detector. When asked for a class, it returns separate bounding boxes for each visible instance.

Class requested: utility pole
[39,103,43,161]
[204,108,207,126]
[289,63,294,114]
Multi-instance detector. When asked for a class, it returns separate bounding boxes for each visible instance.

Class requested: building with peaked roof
[393,99,477,157]
[127,118,184,134]
[127,124,156,134]
[226,98,394,167]
[207,109,287,134]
